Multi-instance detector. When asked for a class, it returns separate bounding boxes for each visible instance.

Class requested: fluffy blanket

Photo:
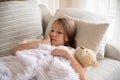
[0,44,79,80]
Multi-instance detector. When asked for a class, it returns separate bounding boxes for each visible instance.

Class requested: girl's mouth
[51,39,56,42]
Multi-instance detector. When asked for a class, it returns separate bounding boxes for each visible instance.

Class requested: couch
[0,1,120,80]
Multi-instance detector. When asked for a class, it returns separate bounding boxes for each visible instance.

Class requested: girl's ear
[64,36,69,46]
[64,34,69,42]
[65,38,69,45]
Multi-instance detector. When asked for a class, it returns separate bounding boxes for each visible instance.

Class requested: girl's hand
[51,48,70,59]
[43,33,51,44]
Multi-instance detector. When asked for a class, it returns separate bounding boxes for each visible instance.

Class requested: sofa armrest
[39,4,52,35]
[105,41,120,61]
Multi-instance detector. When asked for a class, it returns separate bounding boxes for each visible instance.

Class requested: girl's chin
[51,42,57,46]
[51,40,57,44]
[51,42,60,46]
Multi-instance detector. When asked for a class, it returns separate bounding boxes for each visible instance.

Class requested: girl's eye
[57,31,63,34]
[51,29,64,34]
[51,29,54,32]
[86,50,88,52]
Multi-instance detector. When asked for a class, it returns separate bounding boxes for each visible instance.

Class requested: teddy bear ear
[80,46,85,50]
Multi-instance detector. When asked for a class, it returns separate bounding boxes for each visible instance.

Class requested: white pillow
[75,20,109,53]
[45,9,111,60]
[0,1,43,57]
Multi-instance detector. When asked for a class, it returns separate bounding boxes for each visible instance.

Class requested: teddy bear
[74,46,98,68]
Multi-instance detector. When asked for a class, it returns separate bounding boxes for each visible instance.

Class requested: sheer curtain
[85,0,110,16]
[113,0,120,42]
[79,0,120,42]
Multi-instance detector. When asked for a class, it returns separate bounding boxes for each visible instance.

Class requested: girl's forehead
[52,22,64,30]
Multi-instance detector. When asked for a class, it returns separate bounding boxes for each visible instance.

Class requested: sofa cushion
[75,20,108,53]
[45,9,111,59]
[0,1,43,57]
[105,41,120,61]
[86,57,120,80]
[39,4,52,35]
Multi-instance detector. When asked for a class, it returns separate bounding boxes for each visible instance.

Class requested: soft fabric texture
[75,20,108,53]
[86,57,120,80]
[0,1,43,57]
[39,4,52,35]
[45,9,110,59]
[105,40,120,61]
[0,44,79,80]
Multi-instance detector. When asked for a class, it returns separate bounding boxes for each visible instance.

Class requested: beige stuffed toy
[74,46,98,68]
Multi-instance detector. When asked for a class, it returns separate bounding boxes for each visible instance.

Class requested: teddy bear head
[74,46,98,68]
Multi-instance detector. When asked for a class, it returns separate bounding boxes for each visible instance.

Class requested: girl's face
[49,22,68,46]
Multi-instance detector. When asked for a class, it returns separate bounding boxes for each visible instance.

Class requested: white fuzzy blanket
[0,44,79,80]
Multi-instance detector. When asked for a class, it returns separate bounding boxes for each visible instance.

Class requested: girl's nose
[51,31,57,36]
